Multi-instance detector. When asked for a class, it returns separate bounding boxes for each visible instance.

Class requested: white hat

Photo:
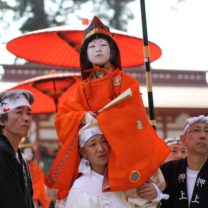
[182,115,208,135]
[0,93,31,114]
[165,137,182,146]
[78,113,103,148]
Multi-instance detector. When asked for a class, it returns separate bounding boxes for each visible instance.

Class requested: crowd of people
[0,16,207,208]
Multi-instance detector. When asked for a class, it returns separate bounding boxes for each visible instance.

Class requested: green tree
[1,0,135,32]
[0,1,11,9]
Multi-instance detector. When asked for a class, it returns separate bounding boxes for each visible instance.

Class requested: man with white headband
[164,137,187,162]
[66,114,129,208]
[0,90,35,208]
[65,113,168,208]
[161,115,208,208]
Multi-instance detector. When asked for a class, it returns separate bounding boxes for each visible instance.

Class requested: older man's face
[1,106,32,140]
[165,143,187,162]
[183,122,208,155]
[81,134,110,175]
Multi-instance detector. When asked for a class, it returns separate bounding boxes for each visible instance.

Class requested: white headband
[182,115,208,135]
[165,137,182,146]
[78,113,102,148]
[0,94,31,114]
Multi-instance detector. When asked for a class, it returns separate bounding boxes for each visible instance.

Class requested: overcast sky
[127,0,208,71]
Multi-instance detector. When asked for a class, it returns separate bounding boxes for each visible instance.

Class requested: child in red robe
[45,16,170,202]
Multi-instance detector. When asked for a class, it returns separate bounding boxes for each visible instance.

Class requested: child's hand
[80,111,98,125]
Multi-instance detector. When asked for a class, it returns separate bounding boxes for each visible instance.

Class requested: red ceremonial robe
[45,69,170,196]
[29,161,51,208]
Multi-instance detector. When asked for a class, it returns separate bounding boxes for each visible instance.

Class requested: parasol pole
[140,0,156,130]
[52,80,58,112]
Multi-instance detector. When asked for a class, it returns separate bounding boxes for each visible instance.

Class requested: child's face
[87,38,111,67]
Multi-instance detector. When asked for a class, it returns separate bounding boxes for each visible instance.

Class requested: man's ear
[180,134,186,143]
[0,119,4,126]
[79,148,87,159]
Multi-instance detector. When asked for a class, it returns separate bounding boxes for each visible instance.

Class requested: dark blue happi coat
[161,158,208,208]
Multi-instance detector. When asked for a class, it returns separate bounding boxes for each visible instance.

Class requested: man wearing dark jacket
[0,90,35,208]
[161,115,208,208]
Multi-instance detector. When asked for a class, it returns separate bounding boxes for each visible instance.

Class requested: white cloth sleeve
[151,183,169,202]
[65,188,100,208]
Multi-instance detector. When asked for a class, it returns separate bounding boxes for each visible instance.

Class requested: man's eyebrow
[16,106,31,111]
[16,106,24,109]
[191,125,203,128]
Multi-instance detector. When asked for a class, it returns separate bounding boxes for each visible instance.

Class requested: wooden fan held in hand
[97,88,132,114]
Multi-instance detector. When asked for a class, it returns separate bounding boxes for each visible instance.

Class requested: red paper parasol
[7,73,81,113]
[6,25,162,68]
